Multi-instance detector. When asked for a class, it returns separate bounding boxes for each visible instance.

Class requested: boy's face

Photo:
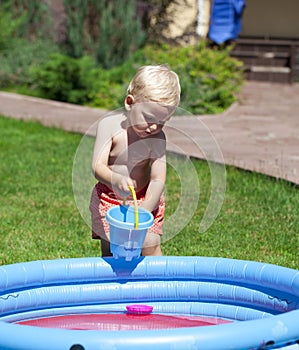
[127,100,176,138]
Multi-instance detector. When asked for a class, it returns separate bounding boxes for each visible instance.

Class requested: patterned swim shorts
[89,182,165,240]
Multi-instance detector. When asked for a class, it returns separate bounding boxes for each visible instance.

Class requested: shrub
[4,42,243,114]
[63,0,145,68]
[0,5,22,51]
[0,39,59,88]
[31,53,97,104]
[0,2,58,89]
[3,0,53,40]
[91,43,244,114]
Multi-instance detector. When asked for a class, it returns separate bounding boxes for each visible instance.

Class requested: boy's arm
[92,118,113,183]
[91,118,133,196]
[141,154,166,213]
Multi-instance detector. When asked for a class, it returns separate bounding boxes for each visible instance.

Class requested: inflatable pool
[0,256,298,349]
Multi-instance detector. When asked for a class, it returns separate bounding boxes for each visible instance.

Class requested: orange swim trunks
[89,182,165,240]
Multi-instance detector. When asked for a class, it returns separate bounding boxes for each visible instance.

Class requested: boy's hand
[113,174,136,197]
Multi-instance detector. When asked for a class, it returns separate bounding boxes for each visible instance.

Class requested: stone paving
[0,81,298,185]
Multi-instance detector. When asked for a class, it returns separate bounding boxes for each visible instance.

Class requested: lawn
[0,115,298,269]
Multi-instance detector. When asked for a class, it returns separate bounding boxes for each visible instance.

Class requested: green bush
[91,43,244,114]
[0,3,58,89]
[4,42,244,114]
[2,0,53,40]
[63,0,145,68]
[96,0,145,68]
[31,53,97,104]
[0,6,22,51]
[0,38,59,88]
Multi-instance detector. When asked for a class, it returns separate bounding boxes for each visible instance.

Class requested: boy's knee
[142,245,162,256]
[142,232,162,256]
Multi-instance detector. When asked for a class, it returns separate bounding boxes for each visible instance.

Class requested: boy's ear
[125,94,135,110]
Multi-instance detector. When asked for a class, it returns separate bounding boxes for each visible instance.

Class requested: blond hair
[127,65,181,107]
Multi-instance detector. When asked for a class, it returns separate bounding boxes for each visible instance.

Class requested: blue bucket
[106,205,154,260]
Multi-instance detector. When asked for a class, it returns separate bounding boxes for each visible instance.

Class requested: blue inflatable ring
[0,256,298,350]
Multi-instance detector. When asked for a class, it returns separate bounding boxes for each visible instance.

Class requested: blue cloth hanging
[208,0,246,44]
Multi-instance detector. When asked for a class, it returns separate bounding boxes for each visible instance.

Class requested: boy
[89,65,181,256]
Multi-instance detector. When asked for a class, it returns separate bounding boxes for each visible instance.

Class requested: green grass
[165,158,299,268]
[0,115,298,269]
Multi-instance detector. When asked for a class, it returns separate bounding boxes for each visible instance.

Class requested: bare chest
[109,130,152,167]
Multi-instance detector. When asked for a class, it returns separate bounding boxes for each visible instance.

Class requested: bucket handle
[123,186,139,229]
[129,186,138,229]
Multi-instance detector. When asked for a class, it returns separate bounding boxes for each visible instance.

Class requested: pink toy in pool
[126,304,153,314]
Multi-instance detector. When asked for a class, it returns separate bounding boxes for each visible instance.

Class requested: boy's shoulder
[98,111,126,128]
[100,110,125,122]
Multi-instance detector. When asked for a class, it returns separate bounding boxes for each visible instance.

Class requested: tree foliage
[2,0,145,68]
[63,0,145,68]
